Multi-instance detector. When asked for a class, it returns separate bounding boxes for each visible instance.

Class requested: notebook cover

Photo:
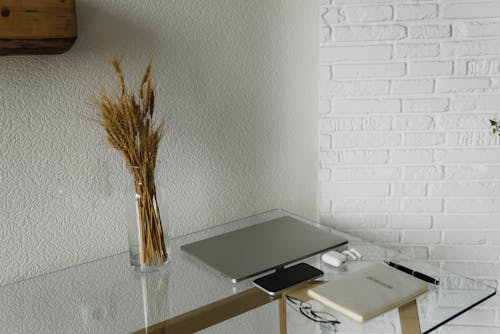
[307,263,428,323]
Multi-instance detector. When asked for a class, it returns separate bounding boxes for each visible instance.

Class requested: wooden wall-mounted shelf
[0,0,77,55]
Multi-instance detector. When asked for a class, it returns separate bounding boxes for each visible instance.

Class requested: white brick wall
[320,0,500,331]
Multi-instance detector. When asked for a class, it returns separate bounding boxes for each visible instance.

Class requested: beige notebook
[307,263,428,323]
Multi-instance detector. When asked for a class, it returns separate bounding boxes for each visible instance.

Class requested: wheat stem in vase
[96,59,167,267]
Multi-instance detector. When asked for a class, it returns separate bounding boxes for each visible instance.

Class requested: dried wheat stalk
[97,59,167,266]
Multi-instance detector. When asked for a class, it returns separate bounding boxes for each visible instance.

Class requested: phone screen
[253,263,323,295]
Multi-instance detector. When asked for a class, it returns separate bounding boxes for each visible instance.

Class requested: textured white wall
[320,0,500,332]
[0,0,319,286]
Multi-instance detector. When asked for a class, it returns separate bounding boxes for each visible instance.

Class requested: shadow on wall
[74,1,158,60]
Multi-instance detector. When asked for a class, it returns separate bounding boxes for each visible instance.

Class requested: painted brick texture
[320,0,500,331]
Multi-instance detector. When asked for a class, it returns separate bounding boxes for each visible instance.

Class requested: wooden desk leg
[279,294,287,334]
[132,288,275,334]
[398,299,421,334]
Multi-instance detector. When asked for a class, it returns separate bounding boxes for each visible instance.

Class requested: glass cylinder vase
[126,169,169,272]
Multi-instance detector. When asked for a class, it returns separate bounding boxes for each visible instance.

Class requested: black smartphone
[253,263,324,296]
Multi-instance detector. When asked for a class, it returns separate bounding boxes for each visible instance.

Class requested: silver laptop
[181,216,347,282]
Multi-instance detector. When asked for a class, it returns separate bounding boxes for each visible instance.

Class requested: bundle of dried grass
[97,59,167,267]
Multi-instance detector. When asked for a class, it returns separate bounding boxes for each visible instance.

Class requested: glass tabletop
[0,210,280,333]
[0,210,495,333]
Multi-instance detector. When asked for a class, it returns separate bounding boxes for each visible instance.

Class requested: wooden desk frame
[132,282,421,334]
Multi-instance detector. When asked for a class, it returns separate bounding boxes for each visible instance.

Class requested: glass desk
[0,210,495,334]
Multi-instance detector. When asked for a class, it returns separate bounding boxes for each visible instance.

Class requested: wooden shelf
[0,0,77,55]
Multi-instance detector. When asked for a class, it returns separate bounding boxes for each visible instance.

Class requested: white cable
[349,248,362,259]
[342,250,357,260]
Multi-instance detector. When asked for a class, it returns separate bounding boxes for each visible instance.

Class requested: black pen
[384,261,440,285]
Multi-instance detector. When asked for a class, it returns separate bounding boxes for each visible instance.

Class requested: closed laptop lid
[181,216,348,282]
